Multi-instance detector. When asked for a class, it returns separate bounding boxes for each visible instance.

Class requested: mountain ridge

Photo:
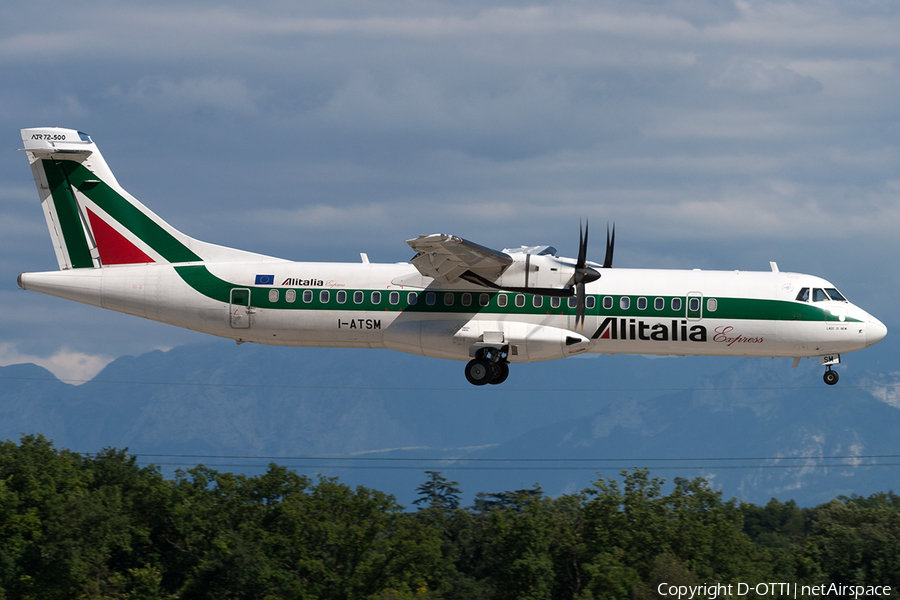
[1,338,897,506]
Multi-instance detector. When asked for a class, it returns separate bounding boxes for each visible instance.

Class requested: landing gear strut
[823,367,839,386]
[465,347,510,386]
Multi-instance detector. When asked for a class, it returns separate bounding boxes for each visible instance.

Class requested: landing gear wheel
[465,359,494,386]
[489,362,510,385]
[823,369,839,386]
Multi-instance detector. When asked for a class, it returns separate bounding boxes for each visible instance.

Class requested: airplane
[16,127,887,386]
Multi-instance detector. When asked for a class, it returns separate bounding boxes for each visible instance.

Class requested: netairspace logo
[657,582,892,599]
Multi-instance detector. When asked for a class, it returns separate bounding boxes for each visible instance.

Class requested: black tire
[488,362,510,385]
[824,370,839,386]
[465,359,494,386]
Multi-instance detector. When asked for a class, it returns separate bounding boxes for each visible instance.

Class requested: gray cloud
[1,0,899,362]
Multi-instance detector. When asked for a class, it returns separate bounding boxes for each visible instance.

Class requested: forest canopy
[1,435,897,599]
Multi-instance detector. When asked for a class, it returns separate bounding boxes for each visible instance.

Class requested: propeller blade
[575,282,586,330]
[577,221,587,268]
[571,219,601,330]
[603,223,615,269]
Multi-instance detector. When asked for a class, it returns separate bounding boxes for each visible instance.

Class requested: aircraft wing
[407,234,513,284]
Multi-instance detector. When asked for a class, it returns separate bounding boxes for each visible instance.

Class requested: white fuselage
[18,259,887,363]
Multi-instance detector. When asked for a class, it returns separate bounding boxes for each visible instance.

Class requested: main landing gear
[823,367,839,386]
[465,347,510,386]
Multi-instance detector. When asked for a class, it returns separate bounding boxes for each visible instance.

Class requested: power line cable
[119,452,900,462]
[3,374,899,393]
[84,452,900,472]
[130,461,900,472]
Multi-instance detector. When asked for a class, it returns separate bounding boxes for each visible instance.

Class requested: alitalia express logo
[591,318,767,345]
[592,317,707,342]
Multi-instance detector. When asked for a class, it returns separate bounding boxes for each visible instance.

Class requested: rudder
[21,127,204,269]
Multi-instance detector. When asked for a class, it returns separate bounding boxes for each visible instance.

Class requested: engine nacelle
[495,251,572,292]
[384,318,591,362]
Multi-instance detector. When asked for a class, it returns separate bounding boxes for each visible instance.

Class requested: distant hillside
[469,358,900,506]
[1,337,897,506]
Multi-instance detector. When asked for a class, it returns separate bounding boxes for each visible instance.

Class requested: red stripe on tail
[87,209,155,265]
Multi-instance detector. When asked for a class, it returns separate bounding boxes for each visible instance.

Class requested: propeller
[603,223,615,269]
[573,221,602,330]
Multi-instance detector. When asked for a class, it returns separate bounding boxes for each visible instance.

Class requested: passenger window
[426,292,436,306]
[336,290,347,304]
[550,297,561,309]
[371,291,381,304]
[688,297,700,312]
[353,290,363,304]
[533,296,543,308]
[620,297,630,310]
[813,288,829,302]
[498,294,508,307]
[319,290,330,303]
[515,294,525,308]
[637,297,647,310]
[286,290,296,303]
[795,288,809,302]
[568,297,577,309]
[408,292,417,305]
[389,291,399,305]
[672,298,682,311]
[654,297,664,310]
[479,293,490,307]
[603,296,613,310]
[444,293,454,306]
[707,298,717,312]
[586,296,596,309]
[462,293,472,307]
[303,290,313,303]
[268,289,279,303]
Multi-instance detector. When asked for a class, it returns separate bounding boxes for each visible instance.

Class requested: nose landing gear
[819,354,841,386]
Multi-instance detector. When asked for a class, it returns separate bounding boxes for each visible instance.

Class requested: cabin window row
[264,289,717,313]
[602,295,717,313]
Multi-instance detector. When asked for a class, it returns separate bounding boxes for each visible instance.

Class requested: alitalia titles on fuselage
[592,317,709,343]
[282,277,324,287]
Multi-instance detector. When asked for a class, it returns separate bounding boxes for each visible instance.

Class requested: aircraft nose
[867,316,887,347]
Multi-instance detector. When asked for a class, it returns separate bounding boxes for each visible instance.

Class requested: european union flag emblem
[255,274,275,285]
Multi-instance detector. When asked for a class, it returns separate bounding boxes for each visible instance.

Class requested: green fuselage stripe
[175,265,856,323]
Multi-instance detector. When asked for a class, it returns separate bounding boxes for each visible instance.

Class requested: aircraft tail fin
[21,127,266,270]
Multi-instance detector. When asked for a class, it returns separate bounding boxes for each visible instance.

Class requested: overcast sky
[1,0,898,380]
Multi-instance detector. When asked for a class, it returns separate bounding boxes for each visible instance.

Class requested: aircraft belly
[384,315,591,362]
[248,309,393,348]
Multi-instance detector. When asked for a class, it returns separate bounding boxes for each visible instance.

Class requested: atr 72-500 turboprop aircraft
[17,127,887,386]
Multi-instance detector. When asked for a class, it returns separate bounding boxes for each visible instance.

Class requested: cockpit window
[825,288,847,302]
[812,288,829,302]
[795,288,809,302]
